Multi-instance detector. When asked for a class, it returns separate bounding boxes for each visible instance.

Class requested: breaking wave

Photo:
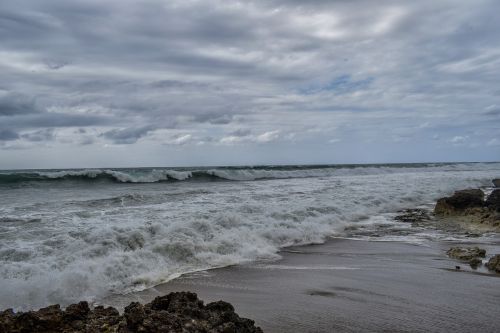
[0,163,498,184]
[0,162,499,310]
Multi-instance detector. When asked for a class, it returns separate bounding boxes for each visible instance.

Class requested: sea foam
[0,163,498,309]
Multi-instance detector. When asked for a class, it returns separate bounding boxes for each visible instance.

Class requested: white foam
[0,163,499,309]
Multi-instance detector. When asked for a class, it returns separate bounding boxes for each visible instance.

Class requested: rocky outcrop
[446,247,486,268]
[434,189,485,215]
[433,186,500,231]
[0,292,263,333]
[492,179,500,187]
[486,254,500,273]
[485,189,500,212]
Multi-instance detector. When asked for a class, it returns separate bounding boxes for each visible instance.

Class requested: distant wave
[0,163,498,185]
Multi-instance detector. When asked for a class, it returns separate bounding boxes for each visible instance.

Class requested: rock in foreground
[0,292,263,333]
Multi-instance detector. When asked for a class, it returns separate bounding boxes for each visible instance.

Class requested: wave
[0,169,199,184]
[1,164,499,310]
[0,163,498,185]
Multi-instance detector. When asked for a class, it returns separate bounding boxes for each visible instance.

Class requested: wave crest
[0,163,498,185]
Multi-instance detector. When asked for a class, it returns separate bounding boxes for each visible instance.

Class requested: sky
[0,0,499,169]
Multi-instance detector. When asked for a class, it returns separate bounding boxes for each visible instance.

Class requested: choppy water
[0,163,499,309]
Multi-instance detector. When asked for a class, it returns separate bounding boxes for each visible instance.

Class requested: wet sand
[106,238,500,332]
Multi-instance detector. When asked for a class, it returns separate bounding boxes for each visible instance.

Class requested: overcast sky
[0,0,499,169]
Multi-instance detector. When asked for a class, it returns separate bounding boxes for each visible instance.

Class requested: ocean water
[0,163,499,309]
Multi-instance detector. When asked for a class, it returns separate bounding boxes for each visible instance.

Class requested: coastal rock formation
[485,189,500,212]
[486,255,500,273]
[0,292,263,333]
[492,179,500,187]
[433,186,500,231]
[446,247,486,268]
[434,189,485,215]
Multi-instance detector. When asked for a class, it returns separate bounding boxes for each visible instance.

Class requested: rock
[486,254,500,273]
[469,257,482,269]
[485,189,500,212]
[0,292,263,333]
[124,302,146,329]
[394,208,431,223]
[64,301,90,321]
[446,247,486,263]
[493,179,500,187]
[17,305,63,332]
[434,189,485,215]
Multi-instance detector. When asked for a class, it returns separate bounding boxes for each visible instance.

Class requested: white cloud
[449,136,469,144]
[166,134,193,145]
[487,138,500,146]
[255,130,280,143]
[220,136,244,144]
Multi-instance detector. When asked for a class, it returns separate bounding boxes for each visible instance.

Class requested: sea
[0,162,499,309]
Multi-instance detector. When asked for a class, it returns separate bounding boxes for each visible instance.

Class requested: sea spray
[0,163,499,309]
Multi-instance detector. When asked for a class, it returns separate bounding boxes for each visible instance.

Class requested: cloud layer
[0,0,499,167]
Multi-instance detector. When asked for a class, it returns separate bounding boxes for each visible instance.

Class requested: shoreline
[103,236,500,332]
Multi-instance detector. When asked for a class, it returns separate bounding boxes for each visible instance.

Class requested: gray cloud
[1,112,113,128]
[484,105,500,116]
[192,113,234,125]
[0,129,19,141]
[21,128,54,142]
[102,126,154,144]
[0,93,41,116]
[0,0,499,166]
[230,129,252,137]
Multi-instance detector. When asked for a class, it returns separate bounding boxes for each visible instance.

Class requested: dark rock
[206,300,235,314]
[492,179,500,187]
[2,304,64,333]
[64,301,90,321]
[124,302,145,329]
[469,257,482,269]
[140,311,183,332]
[485,189,500,212]
[434,189,485,215]
[486,254,500,273]
[0,292,263,333]
[394,208,431,223]
[0,309,15,333]
[446,246,486,263]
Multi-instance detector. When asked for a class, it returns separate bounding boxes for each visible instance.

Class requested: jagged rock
[394,208,431,223]
[64,301,90,321]
[123,302,145,329]
[434,189,485,215]
[0,292,263,333]
[469,257,482,269]
[15,305,63,332]
[492,179,500,187]
[486,254,500,273]
[446,246,486,264]
[485,189,500,212]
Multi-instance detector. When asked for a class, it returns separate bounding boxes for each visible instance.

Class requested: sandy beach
[105,238,500,332]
